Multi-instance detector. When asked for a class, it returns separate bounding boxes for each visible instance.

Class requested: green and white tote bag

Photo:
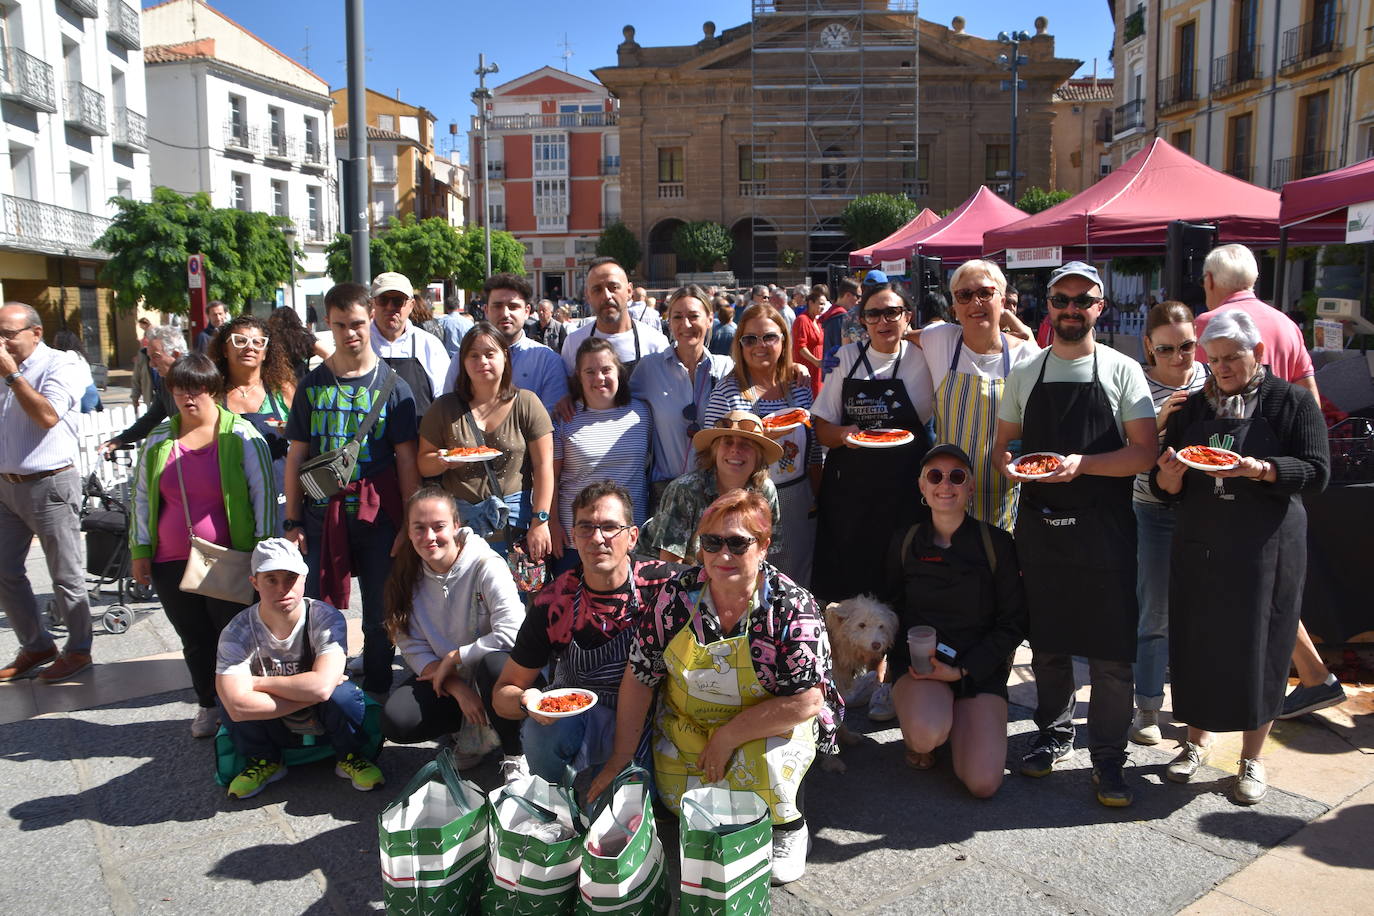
[576,765,670,915]
[480,774,586,916]
[378,749,490,915]
[678,786,772,916]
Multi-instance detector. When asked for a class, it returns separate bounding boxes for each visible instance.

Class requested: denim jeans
[303,505,397,694]
[219,682,369,762]
[521,701,622,782]
[1133,500,1176,711]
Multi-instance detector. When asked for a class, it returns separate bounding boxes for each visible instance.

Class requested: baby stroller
[80,472,153,634]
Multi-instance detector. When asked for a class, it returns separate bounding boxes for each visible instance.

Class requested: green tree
[453,225,526,292]
[95,187,298,313]
[672,221,733,273]
[839,193,921,249]
[1015,186,1073,215]
[384,215,466,286]
[324,233,400,285]
[595,220,642,274]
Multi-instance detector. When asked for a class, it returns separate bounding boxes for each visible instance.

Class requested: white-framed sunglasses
[229,333,269,351]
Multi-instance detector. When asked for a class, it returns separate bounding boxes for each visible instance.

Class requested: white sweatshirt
[394,528,526,678]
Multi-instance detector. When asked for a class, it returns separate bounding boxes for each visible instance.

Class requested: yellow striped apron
[934,333,1018,531]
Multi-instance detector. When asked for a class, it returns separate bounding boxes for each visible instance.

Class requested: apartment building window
[1178,21,1197,99]
[558,103,601,126]
[738,144,765,196]
[658,147,684,183]
[377,113,395,131]
[1173,130,1193,156]
[901,141,931,196]
[231,173,249,211]
[1236,0,1258,55]
[487,202,505,226]
[541,238,565,256]
[1363,123,1374,161]
[9,144,33,199]
[70,164,90,213]
[272,180,288,217]
[984,143,1010,183]
[1227,113,1253,180]
[304,116,320,160]
[307,186,321,234]
[533,133,567,175]
[117,179,133,200]
[1298,91,1330,177]
[229,94,247,143]
[268,106,286,154]
[820,146,847,191]
[535,178,568,231]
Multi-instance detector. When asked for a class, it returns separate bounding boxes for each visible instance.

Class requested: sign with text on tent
[1007,246,1063,269]
[1346,200,1374,244]
[880,259,907,276]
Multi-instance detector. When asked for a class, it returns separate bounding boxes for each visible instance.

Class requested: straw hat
[691,410,784,466]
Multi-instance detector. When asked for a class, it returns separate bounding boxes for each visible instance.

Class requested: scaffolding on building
[750,0,921,282]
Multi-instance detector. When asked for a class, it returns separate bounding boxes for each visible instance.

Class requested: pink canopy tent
[1278,157,1374,240]
[983,138,1316,259]
[848,208,940,268]
[875,186,1027,265]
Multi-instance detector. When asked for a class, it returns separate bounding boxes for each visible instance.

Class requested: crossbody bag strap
[349,361,397,447]
[171,441,196,538]
[463,403,514,542]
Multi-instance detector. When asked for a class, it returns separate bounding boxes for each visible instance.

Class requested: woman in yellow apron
[590,489,842,886]
[911,260,1041,531]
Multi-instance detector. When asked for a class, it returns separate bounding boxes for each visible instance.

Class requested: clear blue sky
[151,1,1116,162]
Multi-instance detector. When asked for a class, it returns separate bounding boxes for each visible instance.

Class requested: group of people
[0,240,1343,884]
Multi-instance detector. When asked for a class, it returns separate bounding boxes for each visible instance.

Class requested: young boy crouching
[215,538,385,799]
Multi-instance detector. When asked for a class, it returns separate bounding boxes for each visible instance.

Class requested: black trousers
[380,649,521,754]
[151,559,251,708]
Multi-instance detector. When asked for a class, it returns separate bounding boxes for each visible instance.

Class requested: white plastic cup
[908,625,937,674]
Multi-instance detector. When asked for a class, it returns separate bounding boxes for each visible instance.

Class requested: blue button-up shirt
[629,346,735,482]
[441,333,568,415]
[0,342,91,474]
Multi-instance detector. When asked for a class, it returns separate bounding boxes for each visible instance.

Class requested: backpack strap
[978,520,997,576]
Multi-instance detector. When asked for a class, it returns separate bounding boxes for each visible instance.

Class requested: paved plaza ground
[0,383,1370,914]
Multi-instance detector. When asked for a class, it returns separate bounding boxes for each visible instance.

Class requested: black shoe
[1019,738,1072,778]
[1277,680,1346,719]
[1092,764,1134,808]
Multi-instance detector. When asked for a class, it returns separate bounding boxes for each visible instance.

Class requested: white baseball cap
[370,271,414,298]
[251,538,309,576]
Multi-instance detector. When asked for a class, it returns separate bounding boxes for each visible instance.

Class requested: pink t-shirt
[1194,291,1315,382]
[155,440,232,563]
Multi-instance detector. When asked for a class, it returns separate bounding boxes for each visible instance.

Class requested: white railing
[0,194,112,258]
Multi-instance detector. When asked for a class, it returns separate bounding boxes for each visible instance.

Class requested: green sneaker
[335,753,384,791]
[227,758,286,799]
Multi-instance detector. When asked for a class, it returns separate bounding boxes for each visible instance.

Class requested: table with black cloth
[1302,481,1374,643]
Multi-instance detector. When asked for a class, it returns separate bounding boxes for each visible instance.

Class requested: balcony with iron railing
[223,120,257,155]
[263,134,297,162]
[657,182,685,199]
[373,166,398,184]
[1281,15,1342,73]
[1211,47,1263,97]
[293,218,327,243]
[1113,99,1146,137]
[486,160,504,178]
[301,142,326,170]
[106,0,141,50]
[482,111,620,131]
[1270,150,1336,188]
[601,156,621,176]
[0,194,112,258]
[1156,71,1198,113]
[1124,5,1146,43]
[112,107,146,151]
[0,47,56,113]
[59,0,98,17]
[64,81,107,135]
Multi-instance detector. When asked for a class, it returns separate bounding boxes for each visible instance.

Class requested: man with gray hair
[1194,243,1343,720]
[0,302,96,682]
[101,323,188,452]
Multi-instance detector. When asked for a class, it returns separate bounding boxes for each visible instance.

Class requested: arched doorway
[648,218,684,284]
[728,218,777,284]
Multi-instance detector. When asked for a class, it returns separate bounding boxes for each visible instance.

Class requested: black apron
[1168,410,1304,732]
[381,334,436,418]
[812,342,931,603]
[1014,349,1138,661]
[593,322,643,375]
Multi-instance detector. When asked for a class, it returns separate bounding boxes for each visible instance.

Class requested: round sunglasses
[924,467,968,486]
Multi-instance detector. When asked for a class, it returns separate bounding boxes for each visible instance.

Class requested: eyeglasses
[699,533,758,554]
[1048,293,1103,310]
[376,294,410,308]
[952,287,998,304]
[0,325,36,340]
[229,333,270,351]
[572,521,632,540]
[738,333,783,348]
[924,467,968,486]
[1151,340,1196,357]
[861,307,908,324]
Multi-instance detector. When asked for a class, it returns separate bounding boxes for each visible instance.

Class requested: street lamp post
[473,54,499,279]
[997,30,1031,205]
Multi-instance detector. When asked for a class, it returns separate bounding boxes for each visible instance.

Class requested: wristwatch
[532,511,550,524]
[283,518,304,531]
[3,372,20,387]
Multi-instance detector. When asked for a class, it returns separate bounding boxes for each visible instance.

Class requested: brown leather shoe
[37,652,92,683]
[0,646,58,681]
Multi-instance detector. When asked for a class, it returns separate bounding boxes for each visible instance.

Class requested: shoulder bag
[298,362,398,501]
[174,442,256,606]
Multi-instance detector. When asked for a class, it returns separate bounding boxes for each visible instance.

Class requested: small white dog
[821,594,899,773]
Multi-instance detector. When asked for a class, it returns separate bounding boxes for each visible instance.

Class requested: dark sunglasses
[699,533,757,554]
[861,307,907,324]
[682,403,701,435]
[1048,293,1103,310]
[738,333,783,348]
[952,286,997,304]
[1151,340,1197,356]
[376,294,410,308]
[924,467,968,486]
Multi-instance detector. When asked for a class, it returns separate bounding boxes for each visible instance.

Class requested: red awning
[1279,157,1374,238]
[983,138,1311,258]
[848,209,940,268]
[878,186,1027,264]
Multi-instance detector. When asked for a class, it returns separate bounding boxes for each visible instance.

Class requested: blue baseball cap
[1047,261,1104,290]
[863,269,889,285]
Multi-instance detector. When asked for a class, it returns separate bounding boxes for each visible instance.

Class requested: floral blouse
[627,561,844,755]
[644,467,784,560]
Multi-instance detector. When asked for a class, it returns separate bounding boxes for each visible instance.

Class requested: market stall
[848,208,940,269]
[874,185,1027,269]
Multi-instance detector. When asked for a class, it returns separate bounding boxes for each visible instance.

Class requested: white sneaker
[1234,758,1268,805]
[1129,709,1162,745]
[498,754,529,786]
[190,706,219,739]
[770,821,810,885]
[844,670,879,707]
[868,683,896,722]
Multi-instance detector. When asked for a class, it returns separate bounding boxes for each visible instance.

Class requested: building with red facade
[469,67,619,301]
